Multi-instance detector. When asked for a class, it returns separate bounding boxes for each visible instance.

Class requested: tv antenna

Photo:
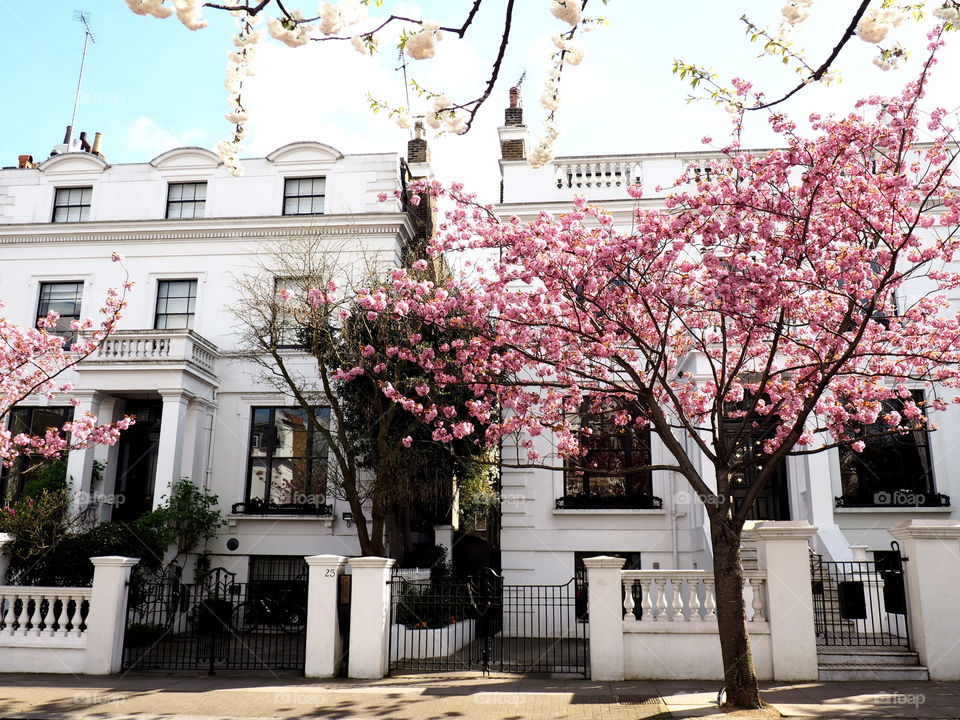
[69,11,96,140]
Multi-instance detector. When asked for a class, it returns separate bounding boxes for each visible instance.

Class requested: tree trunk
[367,494,387,557]
[710,515,763,709]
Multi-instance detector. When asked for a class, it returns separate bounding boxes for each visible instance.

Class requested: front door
[727,429,791,521]
[113,400,162,523]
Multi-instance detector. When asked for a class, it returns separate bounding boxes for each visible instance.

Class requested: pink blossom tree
[0,257,134,478]
[356,39,960,707]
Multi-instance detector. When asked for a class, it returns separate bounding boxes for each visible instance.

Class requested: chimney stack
[407,121,430,164]
[17,155,36,169]
[499,87,527,162]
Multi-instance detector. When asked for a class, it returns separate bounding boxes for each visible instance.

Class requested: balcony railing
[84,329,218,376]
[231,500,333,516]
[556,493,663,510]
[835,490,951,508]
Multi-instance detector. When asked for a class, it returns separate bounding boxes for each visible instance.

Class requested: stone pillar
[744,520,818,681]
[433,524,454,564]
[304,554,347,677]
[0,533,13,584]
[153,390,192,509]
[83,556,139,674]
[584,556,626,681]
[347,556,395,679]
[889,520,960,680]
[66,390,104,515]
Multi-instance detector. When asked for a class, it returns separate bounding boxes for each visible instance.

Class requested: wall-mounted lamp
[342,511,353,528]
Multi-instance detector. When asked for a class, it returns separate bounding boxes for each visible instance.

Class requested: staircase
[817,646,929,681]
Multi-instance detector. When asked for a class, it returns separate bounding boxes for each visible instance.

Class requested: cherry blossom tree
[0,256,134,478]
[353,35,960,707]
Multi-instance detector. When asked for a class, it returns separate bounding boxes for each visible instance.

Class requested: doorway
[113,399,162,523]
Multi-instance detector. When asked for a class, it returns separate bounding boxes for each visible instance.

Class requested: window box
[835,491,950,509]
[231,500,332,516]
[555,493,663,510]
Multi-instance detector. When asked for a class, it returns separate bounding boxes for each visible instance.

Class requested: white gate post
[304,554,347,677]
[347,556,395,679]
[83,556,139,674]
[744,521,818,681]
[0,533,13,584]
[583,556,625,681]
[890,519,960,680]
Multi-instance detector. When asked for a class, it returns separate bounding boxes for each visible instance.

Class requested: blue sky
[2,1,958,201]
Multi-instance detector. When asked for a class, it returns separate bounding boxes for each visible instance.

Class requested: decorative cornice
[0,213,414,246]
[582,555,627,569]
[890,519,960,540]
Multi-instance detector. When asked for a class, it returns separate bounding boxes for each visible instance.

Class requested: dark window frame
[837,390,942,507]
[165,182,207,219]
[0,406,73,503]
[282,177,326,216]
[242,406,331,514]
[154,279,198,330]
[37,280,84,348]
[52,186,92,222]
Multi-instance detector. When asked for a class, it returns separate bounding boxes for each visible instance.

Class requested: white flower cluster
[780,0,813,26]
[406,21,442,60]
[219,13,260,176]
[552,33,584,65]
[550,0,582,27]
[124,0,172,20]
[934,2,960,23]
[394,111,413,129]
[529,120,559,168]
[267,12,312,48]
[317,0,366,36]
[172,0,207,30]
[351,34,379,55]
[424,95,466,134]
[873,45,907,70]
[856,6,906,44]
[124,0,206,30]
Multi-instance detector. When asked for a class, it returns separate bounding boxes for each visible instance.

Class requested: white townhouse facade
[0,136,430,583]
[492,93,960,585]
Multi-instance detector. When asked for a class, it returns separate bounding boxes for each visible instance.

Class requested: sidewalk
[0,672,958,719]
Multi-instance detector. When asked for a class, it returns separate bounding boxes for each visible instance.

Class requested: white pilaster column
[153,391,192,509]
[744,520,818,681]
[83,556,139,674]
[66,391,104,516]
[347,556,395,678]
[433,525,454,563]
[584,555,626,681]
[889,520,960,680]
[0,533,13,584]
[304,554,348,677]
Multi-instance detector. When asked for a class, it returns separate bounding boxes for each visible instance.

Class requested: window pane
[194,183,206,200]
[249,459,269,502]
[168,184,182,201]
[311,196,324,214]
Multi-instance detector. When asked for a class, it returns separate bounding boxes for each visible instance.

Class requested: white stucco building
[0,136,429,582]
[492,92,960,585]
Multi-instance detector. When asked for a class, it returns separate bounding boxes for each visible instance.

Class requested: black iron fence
[389,568,588,675]
[122,567,306,674]
[810,543,910,648]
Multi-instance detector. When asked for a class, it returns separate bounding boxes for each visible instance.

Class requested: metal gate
[122,567,306,673]
[389,568,589,675]
[810,542,910,648]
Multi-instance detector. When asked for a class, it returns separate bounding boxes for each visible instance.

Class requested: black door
[113,400,162,523]
[727,430,791,521]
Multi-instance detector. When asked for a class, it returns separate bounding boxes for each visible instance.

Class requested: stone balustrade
[620,569,766,624]
[86,328,218,375]
[0,586,91,640]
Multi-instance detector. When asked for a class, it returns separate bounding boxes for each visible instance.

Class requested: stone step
[818,662,929,681]
[817,647,920,665]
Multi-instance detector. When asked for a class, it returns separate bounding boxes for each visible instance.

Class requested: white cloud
[125,116,209,156]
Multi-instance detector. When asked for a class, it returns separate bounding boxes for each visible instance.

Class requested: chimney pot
[78,131,91,152]
[63,125,73,145]
[18,155,35,169]
[509,86,520,108]
[92,132,103,157]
